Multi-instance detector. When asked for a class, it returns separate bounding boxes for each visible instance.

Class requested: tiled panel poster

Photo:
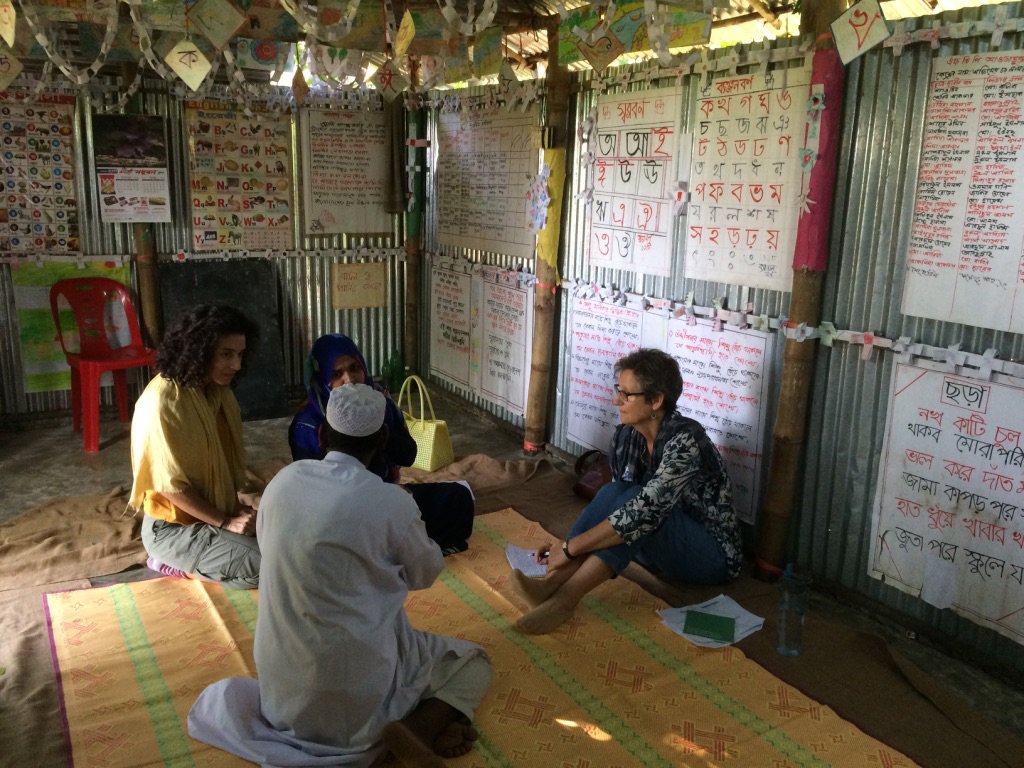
[589,86,682,276]
[185,101,294,251]
[685,65,811,292]
[871,362,1024,646]
[0,93,80,256]
[436,107,538,260]
[902,50,1024,333]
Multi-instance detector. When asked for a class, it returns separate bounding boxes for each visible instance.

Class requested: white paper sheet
[657,594,764,648]
[505,544,547,578]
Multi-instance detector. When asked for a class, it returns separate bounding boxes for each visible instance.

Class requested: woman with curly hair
[129,304,262,588]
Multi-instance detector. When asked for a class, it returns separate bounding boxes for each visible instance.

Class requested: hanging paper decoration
[0,0,15,48]
[0,45,22,89]
[188,0,247,50]
[370,58,408,101]
[165,37,212,91]
[17,0,120,85]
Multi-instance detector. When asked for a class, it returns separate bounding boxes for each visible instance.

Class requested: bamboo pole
[404,62,426,375]
[523,18,570,454]
[121,62,161,346]
[755,2,848,577]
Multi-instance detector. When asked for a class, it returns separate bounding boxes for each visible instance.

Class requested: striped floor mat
[46,508,919,767]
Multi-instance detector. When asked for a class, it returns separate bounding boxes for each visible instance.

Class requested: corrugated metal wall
[806,6,1024,674]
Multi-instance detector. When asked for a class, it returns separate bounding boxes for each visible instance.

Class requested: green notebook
[683,610,736,643]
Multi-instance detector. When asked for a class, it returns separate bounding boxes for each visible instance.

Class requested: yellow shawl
[129,375,246,524]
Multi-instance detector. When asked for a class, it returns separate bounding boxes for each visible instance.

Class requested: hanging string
[17,0,121,86]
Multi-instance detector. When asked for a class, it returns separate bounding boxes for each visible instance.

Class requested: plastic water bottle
[776,565,810,657]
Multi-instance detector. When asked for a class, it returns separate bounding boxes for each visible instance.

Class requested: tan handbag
[395,375,455,472]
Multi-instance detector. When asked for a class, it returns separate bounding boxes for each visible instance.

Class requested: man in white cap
[188,383,492,767]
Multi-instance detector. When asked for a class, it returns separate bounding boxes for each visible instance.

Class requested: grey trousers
[142,514,260,589]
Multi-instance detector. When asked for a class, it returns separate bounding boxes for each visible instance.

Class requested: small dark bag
[572,449,613,501]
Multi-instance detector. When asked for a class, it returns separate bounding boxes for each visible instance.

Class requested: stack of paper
[658,594,764,648]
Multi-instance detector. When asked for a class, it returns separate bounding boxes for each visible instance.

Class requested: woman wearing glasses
[513,348,742,634]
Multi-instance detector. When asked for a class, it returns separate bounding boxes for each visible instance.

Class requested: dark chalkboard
[157,259,288,420]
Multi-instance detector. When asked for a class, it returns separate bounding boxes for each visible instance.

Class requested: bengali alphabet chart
[664,318,773,524]
[870,363,1024,644]
[301,108,393,235]
[429,262,474,387]
[590,86,681,277]
[686,66,810,291]
[567,297,643,450]
[902,50,1024,333]
[480,266,533,415]
[436,107,539,260]
[0,93,79,256]
[186,102,294,251]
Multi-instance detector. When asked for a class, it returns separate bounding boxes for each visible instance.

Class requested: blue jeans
[569,481,729,585]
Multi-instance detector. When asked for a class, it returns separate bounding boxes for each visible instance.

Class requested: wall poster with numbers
[870,362,1024,646]
[436,106,539,260]
[589,86,682,277]
[185,101,294,252]
[685,65,811,292]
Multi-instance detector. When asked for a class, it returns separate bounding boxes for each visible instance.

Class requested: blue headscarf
[303,333,370,420]
[289,334,417,472]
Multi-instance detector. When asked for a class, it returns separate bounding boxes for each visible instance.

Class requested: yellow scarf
[129,376,246,524]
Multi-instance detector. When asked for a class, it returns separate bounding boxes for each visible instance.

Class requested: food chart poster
[186,101,294,251]
[0,93,79,257]
[93,114,171,224]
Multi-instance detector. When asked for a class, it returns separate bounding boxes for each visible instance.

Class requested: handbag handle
[396,375,438,424]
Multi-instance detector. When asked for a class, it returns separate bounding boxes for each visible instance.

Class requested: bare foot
[433,718,479,758]
[515,594,576,634]
[511,569,559,608]
[380,722,446,768]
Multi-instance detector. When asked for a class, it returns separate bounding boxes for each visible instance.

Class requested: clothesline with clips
[562,279,1024,383]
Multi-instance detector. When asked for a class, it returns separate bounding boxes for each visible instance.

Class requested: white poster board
[566,295,773,523]
[685,66,811,291]
[589,86,682,277]
[870,362,1024,645]
[567,298,644,450]
[428,260,533,415]
[902,50,1024,333]
[436,107,538,259]
[664,318,773,524]
[300,108,393,235]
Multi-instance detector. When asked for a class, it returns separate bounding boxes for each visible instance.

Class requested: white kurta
[189,452,485,767]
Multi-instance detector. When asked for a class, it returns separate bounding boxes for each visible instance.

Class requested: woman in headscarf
[289,333,474,554]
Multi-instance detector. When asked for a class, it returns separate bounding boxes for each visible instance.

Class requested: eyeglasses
[613,384,646,400]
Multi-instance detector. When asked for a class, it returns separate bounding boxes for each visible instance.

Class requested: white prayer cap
[326,383,386,437]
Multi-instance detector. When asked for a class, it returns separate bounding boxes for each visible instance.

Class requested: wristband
[561,539,577,560]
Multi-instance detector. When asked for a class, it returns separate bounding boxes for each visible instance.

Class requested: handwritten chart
[430,264,473,387]
[589,86,681,277]
[870,362,1024,645]
[566,297,773,523]
[331,261,387,309]
[186,102,294,251]
[436,107,539,260]
[429,261,534,415]
[567,298,643,450]
[902,50,1024,333]
[685,66,810,292]
[301,108,392,235]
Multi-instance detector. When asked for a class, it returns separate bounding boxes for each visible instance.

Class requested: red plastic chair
[49,277,157,453]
